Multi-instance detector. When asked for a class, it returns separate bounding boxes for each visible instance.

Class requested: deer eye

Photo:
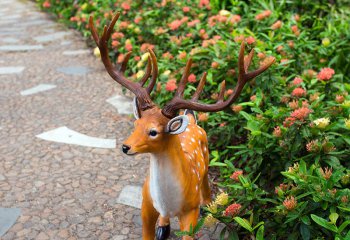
[149,130,158,137]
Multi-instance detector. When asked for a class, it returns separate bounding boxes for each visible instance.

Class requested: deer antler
[89,12,158,112]
[161,42,275,118]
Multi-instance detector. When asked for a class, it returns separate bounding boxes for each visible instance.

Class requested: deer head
[89,12,275,156]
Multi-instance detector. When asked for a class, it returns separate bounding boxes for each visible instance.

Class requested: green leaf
[228,230,239,240]
[338,220,350,233]
[193,217,205,234]
[301,215,311,225]
[300,223,310,240]
[219,226,227,240]
[256,225,264,240]
[311,214,338,233]
[234,217,253,232]
[337,206,350,213]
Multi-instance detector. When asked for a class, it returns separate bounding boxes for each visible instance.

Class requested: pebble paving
[0,0,219,239]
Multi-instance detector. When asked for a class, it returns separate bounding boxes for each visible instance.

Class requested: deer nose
[122,144,131,154]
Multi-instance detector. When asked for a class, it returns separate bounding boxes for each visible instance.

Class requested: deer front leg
[141,178,159,240]
[179,208,200,240]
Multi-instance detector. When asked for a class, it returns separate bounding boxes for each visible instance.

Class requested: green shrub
[36,0,350,238]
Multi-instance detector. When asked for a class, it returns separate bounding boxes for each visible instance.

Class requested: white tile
[106,95,133,115]
[36,126,116,149]
[0,67,25,75]
[62,49,90,56]
[0,208,21,237]
[20,84,56,96]
[117,185,142,209]
[33,32,71,43]
[0,45,43,51]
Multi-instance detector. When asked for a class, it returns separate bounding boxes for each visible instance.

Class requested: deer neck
[148,135,186,217]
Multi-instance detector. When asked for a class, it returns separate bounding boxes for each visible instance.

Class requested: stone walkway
[0,1,220,239]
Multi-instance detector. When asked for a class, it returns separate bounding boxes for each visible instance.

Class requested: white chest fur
[149,154,183,217]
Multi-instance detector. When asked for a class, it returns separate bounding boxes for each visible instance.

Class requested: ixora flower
[165,79,177,91]
[223,203,242,217]
[319,167,332,180]
[292,77,303,85]
[317,68,335,81]
[283,196,297,211]
[42,1,50,8]
[204,214,218,227]
[306,140,320,152]
[215,192,229,205]
[273,126,282,137]
[206,202,218,214]
[230,170,243,181]
[345,119,350,129]
[198,112,209,122]
[313,118,330,129]
[291,87,306,98]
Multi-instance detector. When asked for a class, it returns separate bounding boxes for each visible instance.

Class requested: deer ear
[165,115,189,135]
[132,97,141,119]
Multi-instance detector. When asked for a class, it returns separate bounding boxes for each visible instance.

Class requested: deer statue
[89,12,274,240]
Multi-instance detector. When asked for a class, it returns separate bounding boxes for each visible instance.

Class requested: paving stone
[0,45,43,52]
[0,208,21,237]
[20,84,56,96]
[56,66,91,75]
[33,31,71,43]
[106,95,133,115]
[117,185,142,209]
[36,126,116,148]
[0,66,25,74]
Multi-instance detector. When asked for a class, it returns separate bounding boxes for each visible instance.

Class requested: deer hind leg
[141,179,159,240]
[179,208,200,240]
[200,172,211,206]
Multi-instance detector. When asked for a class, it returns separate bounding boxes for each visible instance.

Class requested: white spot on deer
[196,185,198,191]
[191,138,195,143]
[186,128,190,132]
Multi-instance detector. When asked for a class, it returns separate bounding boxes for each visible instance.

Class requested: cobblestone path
[0,0,150,239]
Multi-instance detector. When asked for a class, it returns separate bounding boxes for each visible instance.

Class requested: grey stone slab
[116,185,142,209]
[20,84,56,96]
[62,49,90,56]
[33,31,71,43]
[36,126,116,149]
[0,208,21,237]
[106,95,133,115]
[0,66,25,75]
[0,45,43,52]
[56,66,90,76]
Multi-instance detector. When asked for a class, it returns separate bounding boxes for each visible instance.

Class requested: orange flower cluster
[165,79,177,91]
[292,77,303,86]
[283,196,297,210]
[317,68,335,81]
[223,203,242,217]
[255,10,272,20]
[230,170,243,181]
[283,107,312,127]
[320,167,332,180]
[291,87,306,98]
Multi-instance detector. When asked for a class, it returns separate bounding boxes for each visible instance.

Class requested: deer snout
[122,144,131,154]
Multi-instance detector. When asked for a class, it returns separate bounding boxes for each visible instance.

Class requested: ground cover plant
[36,0,350,239]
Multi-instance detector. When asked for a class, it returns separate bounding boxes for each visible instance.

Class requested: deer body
[89,12,274,240]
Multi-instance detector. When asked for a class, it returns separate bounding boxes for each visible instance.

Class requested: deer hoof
[156,224,170,240]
